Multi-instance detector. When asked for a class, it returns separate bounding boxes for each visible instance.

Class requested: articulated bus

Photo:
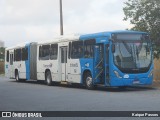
[5,31,153,89]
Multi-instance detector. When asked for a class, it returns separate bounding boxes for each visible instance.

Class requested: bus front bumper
[109,77,153,87]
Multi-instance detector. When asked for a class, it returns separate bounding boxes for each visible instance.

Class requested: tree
[0,47,5,61]
[123,0,160,58]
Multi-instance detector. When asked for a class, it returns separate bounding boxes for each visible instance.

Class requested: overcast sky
[0,0,131,47]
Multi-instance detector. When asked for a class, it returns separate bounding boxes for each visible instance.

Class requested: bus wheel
[15,71,20,82]
[45,71,52,86]
[85,72,94,90]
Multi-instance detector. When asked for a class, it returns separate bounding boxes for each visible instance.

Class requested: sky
[0,0,131,47]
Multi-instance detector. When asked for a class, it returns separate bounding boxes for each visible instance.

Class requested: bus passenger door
[9,52,14,78]
[60,47,68,81]
[105,44,110,85]
[94,44,104,84]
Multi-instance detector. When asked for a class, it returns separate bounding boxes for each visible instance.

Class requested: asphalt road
[0,76,160,120]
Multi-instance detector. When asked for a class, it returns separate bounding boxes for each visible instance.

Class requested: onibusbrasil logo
[2,112,42,118]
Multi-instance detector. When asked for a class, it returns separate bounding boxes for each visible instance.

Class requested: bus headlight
[114,70,122,78]
[148,70,153,78]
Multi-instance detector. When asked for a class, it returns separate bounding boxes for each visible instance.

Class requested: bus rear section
[5,42,37,81]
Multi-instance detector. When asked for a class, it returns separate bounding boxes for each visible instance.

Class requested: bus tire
[15,71,20,82]
[84,72,94,90]
[45,71,52,86]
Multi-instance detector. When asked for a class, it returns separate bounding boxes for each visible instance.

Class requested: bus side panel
[67,59,81,83]
[51,60,59,81]
[80,58,94,84]
[36,44,59,81]
[14,61,26,79]
[36,45,45,81]
[19,61,26,79]
[5,50,9,78]
[13,48,26,79]
[29,43,37,80]
[37,59,58,81]
[9,50,15,79]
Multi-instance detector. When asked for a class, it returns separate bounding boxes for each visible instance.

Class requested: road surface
[0,76,160,120]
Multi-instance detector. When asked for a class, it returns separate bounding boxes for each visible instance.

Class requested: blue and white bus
[5,30,153,89]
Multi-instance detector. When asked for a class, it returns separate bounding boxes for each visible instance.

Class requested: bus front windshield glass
[113,34,152,73]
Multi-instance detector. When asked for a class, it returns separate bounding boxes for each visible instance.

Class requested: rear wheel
[84,72,94,90]
[15,71,20,82]
[45,71,52,86]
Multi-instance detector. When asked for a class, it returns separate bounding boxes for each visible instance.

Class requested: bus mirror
[112,44,115,53]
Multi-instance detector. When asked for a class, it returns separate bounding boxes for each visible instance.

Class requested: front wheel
[45,71,52,86]
[84,72,95,90]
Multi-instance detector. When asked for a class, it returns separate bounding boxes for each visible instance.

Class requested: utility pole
[59,0,63,35]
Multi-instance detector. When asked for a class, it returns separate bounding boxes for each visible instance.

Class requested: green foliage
[0,47,5,61]
[123,0,160,58]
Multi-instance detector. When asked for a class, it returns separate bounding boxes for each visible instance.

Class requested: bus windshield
[113,35,152,73]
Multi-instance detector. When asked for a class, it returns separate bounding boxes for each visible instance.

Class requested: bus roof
[80,30,147,40]
[6,30,148,50]
[6,42,32,50]
[38,34,80,45]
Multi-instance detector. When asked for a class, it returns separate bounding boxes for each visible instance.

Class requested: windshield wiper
[122,41,132,54]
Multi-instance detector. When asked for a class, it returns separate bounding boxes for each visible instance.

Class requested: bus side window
[39,45,50,60]
[22,48,28,61]
[39,46,42,60]
[41,45,50,60]
[71,41,83,59]
[84,39,95,58]
[10,54,13,65]
[15,49,21,61]
[6,51,9,62]
[68,42,71,59]
[14,49,16,61]
[25,48,28,60]
[50,44,58,60]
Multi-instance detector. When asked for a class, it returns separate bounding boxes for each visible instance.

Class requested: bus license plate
[133,80,140,84]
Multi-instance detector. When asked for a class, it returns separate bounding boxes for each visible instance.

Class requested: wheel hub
[86,77,92,87]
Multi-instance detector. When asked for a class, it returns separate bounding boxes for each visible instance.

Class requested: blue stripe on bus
[25,44,30,80]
